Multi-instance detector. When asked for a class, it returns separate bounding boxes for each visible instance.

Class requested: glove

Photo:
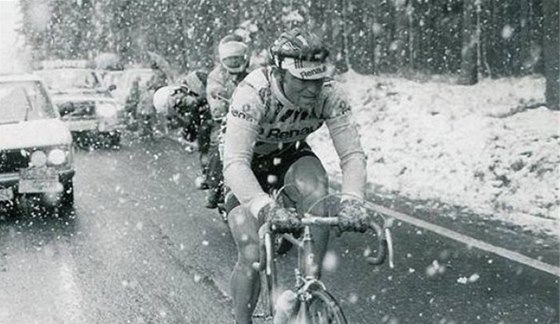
[258,203,302,233]
[337,199,368,233]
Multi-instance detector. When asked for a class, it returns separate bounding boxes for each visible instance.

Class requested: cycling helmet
[269,28,330,80]
[152,86,175,114]
[218,34,249,74]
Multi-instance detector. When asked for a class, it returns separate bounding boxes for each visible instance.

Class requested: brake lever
[252,223,271,271]
[365,219,394,268]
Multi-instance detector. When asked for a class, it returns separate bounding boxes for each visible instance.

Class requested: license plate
[66,119,98,131]
[0,187,13,201]
[18,167,62,193]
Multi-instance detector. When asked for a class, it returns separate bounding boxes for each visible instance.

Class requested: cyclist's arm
[324,87,367,200]
[223,85,273,217]
[206,70,229,122]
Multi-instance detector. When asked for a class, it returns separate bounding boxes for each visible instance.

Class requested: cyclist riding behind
[152,70,212,171]
[223,27,369,324]
[200,33,254,209]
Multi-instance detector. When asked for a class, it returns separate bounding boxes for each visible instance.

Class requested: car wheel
[59,180,74,209]
[110,133,121,148]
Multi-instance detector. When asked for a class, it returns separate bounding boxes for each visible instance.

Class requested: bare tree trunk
[459,0,479,85]
[543,0,559,110]
[392,0,409,72]
[407,1,414,70]
[340,0,351,71]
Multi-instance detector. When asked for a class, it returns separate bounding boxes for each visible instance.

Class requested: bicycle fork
[293,226,326,324]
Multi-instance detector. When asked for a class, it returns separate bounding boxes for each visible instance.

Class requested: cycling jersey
[207,65,250,121]
[223,66,367,216]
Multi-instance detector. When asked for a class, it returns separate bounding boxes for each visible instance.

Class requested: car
[0,73,75,211]
[34,61,125,147]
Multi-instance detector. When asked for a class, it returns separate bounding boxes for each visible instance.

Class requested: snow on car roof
[0,73,43,83]
[39,59,91,69]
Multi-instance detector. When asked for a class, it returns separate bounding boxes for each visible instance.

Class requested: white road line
[365,202,560,277]
[164,138,560,277]
[56,257,85,323]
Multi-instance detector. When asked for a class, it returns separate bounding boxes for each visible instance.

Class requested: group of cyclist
[153,27,370,324]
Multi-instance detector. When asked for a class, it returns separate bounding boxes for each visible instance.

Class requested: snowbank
[309,71,559,237]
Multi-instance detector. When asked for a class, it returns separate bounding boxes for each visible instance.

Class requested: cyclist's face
[283,72,324,108]
[222,56,246,71]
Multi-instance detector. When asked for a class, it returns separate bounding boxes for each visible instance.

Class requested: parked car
[0,73,75,211]
[34,63,125,147]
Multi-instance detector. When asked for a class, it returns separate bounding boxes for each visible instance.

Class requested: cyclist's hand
[337,199,368,233]
[258,204,301,233]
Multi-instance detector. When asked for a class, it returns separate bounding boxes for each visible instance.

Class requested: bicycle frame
[259,223,327,321]
[255,214,394,322]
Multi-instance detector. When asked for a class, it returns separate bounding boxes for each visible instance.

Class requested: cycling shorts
[224,142,317,214]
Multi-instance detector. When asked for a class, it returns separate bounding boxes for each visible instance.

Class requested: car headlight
[48,148,66,165]
[97,103,118,118]
[30,150,47,167]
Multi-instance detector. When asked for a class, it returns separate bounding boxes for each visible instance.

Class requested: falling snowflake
[348,293,359,304]
[501,25,515,39]
[322,251,338,272]
[426,260,445,277]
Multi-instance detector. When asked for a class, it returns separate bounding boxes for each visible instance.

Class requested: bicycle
[251,193,394,324]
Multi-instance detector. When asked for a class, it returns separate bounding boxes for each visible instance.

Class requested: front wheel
[299,287,347,324]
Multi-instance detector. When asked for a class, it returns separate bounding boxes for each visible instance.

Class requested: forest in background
[17,0,559,109]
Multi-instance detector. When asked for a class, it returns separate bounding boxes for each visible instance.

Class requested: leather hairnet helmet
[269,28,329,68]
[218,34,249,74]
[152,86,175,114]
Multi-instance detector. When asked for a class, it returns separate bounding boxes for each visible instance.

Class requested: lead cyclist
[223,27,369,324]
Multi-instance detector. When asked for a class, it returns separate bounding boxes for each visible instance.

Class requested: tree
[459,0,479,85]
[391,0,410,72]
[542,0,559,110]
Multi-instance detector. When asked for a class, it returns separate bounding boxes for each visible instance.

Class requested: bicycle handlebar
[252,214,393,272]
[299,215,389,266]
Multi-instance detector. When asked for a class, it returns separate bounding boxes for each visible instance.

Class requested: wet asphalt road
[0,135,557,324]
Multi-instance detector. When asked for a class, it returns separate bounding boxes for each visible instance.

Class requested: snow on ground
[309,70,559,237]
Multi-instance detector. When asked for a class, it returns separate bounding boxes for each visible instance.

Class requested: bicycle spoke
[306,289,347,324]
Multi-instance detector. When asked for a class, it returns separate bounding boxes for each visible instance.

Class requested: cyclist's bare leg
[283,156,329,278]
[228,205,261,324]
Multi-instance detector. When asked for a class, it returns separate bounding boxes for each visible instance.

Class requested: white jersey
[223,66,367,214]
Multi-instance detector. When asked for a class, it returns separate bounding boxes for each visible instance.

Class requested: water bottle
[273,289,298,324]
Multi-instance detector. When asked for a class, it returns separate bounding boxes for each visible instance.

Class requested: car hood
[51,88,106,95]
[51,93,117,104]
[0,119,72,150]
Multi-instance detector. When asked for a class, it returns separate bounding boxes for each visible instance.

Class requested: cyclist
[223,27,368,324]
[153,70,212,170]
[202,33,253,209]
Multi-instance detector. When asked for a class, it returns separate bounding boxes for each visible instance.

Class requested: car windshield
[0,80,57,124]
[38,69,101,90]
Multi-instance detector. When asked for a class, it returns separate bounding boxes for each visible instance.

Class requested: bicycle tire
[302,287,348,324]
[274,235,293,255]
[274,229,302,255]
[253,271,273,321]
